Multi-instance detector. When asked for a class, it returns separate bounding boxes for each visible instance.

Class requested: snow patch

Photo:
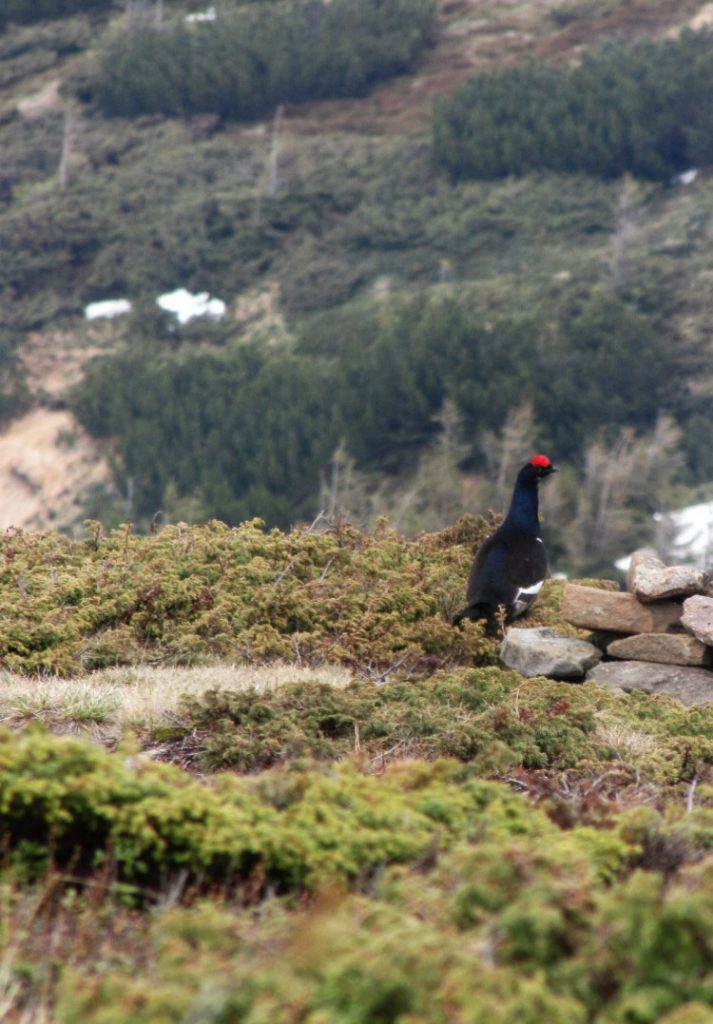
[690,3,713,31]
[654,501,713,568]
[185,6,216,22]
[156,288,226,324]
[616,499,713,572]
[84,299,132,320]
[672,168,698,186]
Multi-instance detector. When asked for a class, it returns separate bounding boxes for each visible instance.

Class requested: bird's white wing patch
[536,537,544,544]
[511,579,544,617]
[515,579,544,600]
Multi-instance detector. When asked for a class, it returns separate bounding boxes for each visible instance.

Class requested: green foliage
[535,287,676,458]
[176,665,599,772]
[0,516,494,674]
[71,294,461,521]
[0,124,617,325]
[336,296,468,469]
[0,729,552,887]
[0,328,30,427]
[0,0,112,29]
[5,734,713,1023]
[433,32,713,181]
[174,664,713,784]
[93,0,436,120]
[1,527,713,1024]
[74,344,340,525]
[4,9,713,1022]
[73,288,681,527]
[681,411,713,483]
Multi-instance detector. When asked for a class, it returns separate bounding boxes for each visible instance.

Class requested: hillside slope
[0,0,712,563]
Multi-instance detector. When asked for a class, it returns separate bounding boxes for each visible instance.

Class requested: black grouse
[453,454,557,626]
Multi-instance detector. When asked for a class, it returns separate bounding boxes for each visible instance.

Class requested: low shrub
[434,32,713,181]
[93,0,436,120]
[0,0,112,29]
[173,664,713,785]
[0,751,710,1023]
[0,517,497,674]
[175,666,600,773]
[0,729,555,888]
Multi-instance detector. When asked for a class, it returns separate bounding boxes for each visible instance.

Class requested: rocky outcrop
[561,584,682,634]
[500,627,602,679]
[587,660,713,707]
[681,595,713,646]
[606,632,711,667]
[627,549,709,602]
[495,557,713,700]
[558,553,713,706]
[499,552,713,702]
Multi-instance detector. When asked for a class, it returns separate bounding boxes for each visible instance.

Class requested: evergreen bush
[71,290,678,526]
[0,0,113,29]
[433,32,713,181]
[0,516,496,674]
[0,730,549,886]
[93,0,435,120]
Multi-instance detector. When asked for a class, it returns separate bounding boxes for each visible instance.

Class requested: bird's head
[519,453,557,485]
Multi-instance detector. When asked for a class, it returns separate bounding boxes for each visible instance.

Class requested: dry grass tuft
[0,662,354,744]
[594,714,657,761]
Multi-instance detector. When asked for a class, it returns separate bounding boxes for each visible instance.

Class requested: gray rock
[682,595,713,646]
[501,627,602,679]
[606,632,711,667]
[627,549,709,603]
[562,583,682,634]
[587,660,713,707]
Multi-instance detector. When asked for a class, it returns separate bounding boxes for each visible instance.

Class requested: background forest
[1,0,713,577]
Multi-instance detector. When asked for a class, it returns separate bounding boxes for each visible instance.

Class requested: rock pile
[501,550,713,706]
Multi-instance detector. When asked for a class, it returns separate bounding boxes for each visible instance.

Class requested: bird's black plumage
[453,455,556,626]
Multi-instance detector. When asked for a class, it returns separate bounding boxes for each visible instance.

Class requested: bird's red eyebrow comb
[530,454,551,467]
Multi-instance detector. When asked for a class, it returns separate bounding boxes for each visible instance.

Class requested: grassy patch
[0,661,353,743]
[169,664,713,785]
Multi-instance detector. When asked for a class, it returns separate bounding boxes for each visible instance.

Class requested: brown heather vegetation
[0,515,499,675]
[0,520,712,1022]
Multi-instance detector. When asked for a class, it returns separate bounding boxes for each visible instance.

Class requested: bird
[453,454,557,626]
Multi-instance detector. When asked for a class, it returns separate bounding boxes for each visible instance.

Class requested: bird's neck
[503,480,540,536]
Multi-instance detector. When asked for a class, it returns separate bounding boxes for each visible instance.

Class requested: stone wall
[501,551,713,706]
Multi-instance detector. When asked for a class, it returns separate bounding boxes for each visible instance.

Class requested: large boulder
[627,549,709,602]
[501,627,602,679]
[587,660,713,707]
[562,583,682,634]
[682,595,713,646]
[606,632,711,667]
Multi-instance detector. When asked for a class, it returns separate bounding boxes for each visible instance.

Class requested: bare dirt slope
[0,408,110,532]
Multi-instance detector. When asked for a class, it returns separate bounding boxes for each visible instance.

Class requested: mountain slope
[0,0,712,561]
